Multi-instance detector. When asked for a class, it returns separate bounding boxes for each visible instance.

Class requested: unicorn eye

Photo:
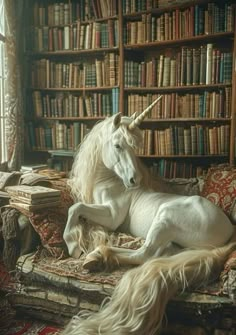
[115,144,121,149]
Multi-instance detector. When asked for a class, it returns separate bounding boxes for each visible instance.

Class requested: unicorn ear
[112,113,121,131]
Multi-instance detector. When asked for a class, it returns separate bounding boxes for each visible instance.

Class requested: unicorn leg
[135,217,179,259]
[83,245,139,271]
[63,202,125,258]
[83,218,180,270]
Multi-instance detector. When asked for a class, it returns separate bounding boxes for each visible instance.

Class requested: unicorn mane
[68,114,148,203]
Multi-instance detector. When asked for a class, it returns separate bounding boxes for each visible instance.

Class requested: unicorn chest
[93,184,132,207]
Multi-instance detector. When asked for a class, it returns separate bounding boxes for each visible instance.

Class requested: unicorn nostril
[130,178,135,185]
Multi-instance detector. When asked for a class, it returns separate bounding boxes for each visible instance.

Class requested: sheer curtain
[4,0,24,171]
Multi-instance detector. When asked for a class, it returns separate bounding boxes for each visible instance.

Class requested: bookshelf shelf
[36,117,105,121]
[27,47,120,57]
[141,118,231,123]
[24,0,236,178]
[124,84,232,92]
[124,32,234,50]
[30,87,119,92]
[139,154,228,158]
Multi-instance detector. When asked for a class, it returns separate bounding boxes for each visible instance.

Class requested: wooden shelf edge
[124,32,234,50]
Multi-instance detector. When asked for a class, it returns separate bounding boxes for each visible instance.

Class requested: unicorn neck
[95,160,124,189]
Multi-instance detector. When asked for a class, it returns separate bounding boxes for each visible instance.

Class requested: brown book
[5,185,61,200]
[108,19,115,47]
[158,55,164,87]
[146,13,151,42]
[163,57,170,87]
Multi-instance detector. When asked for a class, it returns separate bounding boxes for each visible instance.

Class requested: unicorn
[62,96,236,335]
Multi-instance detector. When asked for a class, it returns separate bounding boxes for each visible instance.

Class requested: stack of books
[5,185,61,211]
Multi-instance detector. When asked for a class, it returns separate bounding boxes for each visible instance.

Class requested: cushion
[201,165,236,224]
[156,176,204,196]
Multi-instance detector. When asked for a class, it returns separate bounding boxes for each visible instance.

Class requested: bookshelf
[24,0,236,178]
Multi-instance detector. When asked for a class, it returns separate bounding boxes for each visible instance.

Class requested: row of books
[31,53,119,88]
[32,0,118,26]
[27,121,90,151]
[32,88,119,118]
[28,19,119,52]
[127,89,232,119]
[149,160,208,179]
[27,121,230,156]
[125,46,232,87]
[124,3,234,44]
[137,125,230,156]
[122,0,225,13]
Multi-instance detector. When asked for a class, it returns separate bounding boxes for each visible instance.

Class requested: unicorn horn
[128,95,163,130]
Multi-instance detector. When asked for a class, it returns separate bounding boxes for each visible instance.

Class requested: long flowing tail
[61,243,236,335]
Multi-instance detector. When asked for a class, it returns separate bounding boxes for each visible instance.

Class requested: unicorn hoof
[83,253,104,272]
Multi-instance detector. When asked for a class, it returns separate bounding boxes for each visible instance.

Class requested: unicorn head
[101,95,162,189]
[101,113,143,188]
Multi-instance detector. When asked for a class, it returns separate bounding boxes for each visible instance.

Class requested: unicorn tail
[61,243,236,335]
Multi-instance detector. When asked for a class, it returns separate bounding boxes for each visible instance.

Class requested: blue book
[112,88,119,115]
[116,88,119,114]
[73,122,81,150]
[194,5,199,36]
[199,94,204,118]
[44,127,53,149]
[198,126,204,155]
[28,122,36,150]
[219,53,224,83]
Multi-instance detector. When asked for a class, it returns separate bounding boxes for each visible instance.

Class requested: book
[9,194,60,205]
[9,199,61,211]
[206,43,213,84]
[20,164,48,172]
[5,185,61,200]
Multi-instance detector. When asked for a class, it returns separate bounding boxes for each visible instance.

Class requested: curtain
[4,0,24,171]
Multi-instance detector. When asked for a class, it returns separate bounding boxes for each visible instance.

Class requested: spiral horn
[128,95,163,130]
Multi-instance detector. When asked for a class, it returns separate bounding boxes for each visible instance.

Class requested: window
[0,0,6,163]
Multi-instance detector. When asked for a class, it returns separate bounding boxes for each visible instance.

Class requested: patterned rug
[1,319,62,335]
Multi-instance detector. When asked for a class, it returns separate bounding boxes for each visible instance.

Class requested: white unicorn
[62,96,236,335]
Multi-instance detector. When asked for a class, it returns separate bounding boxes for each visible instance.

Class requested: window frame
[0,16,6,163]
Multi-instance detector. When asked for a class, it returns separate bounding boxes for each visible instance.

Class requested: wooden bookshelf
[24,0,236,178]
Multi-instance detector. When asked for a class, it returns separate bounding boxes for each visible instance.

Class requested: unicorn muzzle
[125,174,141,189]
